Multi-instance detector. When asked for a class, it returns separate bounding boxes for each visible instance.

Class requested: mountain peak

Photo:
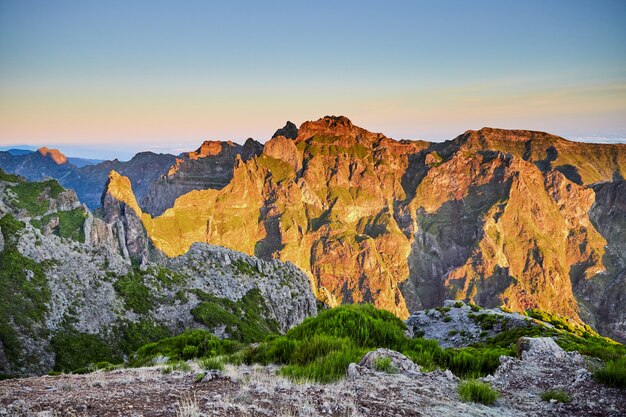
[102,170,142,216]
[297,115,363,139]
[186,140,238,160]
[37,147,67,164]
[272,121,299,140]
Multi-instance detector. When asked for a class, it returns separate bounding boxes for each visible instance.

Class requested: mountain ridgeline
[2,116,626,343]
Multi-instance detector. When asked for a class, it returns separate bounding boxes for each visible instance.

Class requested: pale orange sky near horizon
[1,1,625,160]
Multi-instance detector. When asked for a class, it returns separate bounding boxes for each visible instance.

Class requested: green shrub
[182,345,199,360]
[202,357,225,371]
[112,269,155,314]
[191,288,280,343]
[161,361,191,373]
[280,346,366,383]
[593,357,626,388]
[540,389,572,403]
[374,356,396,374]
[438,348,508,378]
[458,380,499,405]
[0,169,22,183]
[8,180,63,216]
[131,330,243,366]
[0,214,51,368]
[454,301,464,308]
[55,208,87,242]
[50,327,122,373]
[286,304,407,348]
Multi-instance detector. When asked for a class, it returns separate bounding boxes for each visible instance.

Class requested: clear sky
[1,0,625,160]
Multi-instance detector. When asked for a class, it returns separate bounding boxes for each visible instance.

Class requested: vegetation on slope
[124,303,626,386]
[8,179,63,216]
[0,214,51,369]
[191,288,280,343]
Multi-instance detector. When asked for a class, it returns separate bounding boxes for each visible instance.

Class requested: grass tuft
[458,380,499,405]
[593,357,626,388]
[540,389,572,403]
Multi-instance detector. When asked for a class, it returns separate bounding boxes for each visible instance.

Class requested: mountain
[0,171,316,376]
[0,147,177,209]
[103,116,626,342]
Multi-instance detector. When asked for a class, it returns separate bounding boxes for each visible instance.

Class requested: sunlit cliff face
[103,116,626,329]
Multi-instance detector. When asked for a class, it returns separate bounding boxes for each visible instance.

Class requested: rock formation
[97,116,626,342]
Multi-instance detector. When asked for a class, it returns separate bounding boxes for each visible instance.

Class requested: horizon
[2,116,626,161]
[1,1,626,160]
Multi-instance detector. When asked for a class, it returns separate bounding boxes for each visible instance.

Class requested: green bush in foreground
[131,330,243,367]
[458,380,499,405]
[125,303,625,385]
[593,356,626,388]
[540,389,572,403]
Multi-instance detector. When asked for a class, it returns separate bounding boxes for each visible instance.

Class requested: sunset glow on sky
[1,0,625,159]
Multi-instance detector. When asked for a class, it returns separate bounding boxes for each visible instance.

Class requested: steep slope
[102,116,626,341]
[0,172,316,376]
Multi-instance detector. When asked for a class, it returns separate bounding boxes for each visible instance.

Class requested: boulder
[358,348,420,374]
[516,337,566,361]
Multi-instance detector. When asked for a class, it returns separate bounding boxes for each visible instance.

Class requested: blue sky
[0,0,625,159]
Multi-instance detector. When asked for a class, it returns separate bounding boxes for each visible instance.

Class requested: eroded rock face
[11,117,624,340]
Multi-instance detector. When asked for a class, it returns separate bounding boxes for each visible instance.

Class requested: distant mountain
[0,139,264,215]
[66,157,104,167]
[3,149,34,156]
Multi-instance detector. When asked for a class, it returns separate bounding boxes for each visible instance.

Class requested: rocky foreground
[1,338,624,417]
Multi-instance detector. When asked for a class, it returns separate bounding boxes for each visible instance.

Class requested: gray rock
[517,337,567,361]
[358,348,420,375]
[405,300,535,347]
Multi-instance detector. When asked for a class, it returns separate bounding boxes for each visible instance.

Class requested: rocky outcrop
[272,121,298,140]
[405,300,536,348]
[101,170,149,264]
[353,348,420,375]
[166,242,317,332]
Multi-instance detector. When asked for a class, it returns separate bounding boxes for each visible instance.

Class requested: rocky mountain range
[1,116,625,344]
[94,116,626,343]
